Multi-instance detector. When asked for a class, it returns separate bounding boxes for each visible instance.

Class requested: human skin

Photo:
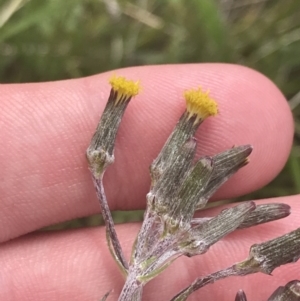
[0,64,299,301]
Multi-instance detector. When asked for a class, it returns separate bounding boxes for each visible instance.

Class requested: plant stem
[118,275,143,301]
[92,174,128,272]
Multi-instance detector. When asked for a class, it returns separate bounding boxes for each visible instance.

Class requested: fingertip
[0,64,294,240]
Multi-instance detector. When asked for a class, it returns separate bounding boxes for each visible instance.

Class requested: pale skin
[0,64,299,301]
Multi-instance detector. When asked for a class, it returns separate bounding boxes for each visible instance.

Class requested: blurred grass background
[1,0,300,228]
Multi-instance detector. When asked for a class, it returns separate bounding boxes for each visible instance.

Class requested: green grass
[1,0,300,227]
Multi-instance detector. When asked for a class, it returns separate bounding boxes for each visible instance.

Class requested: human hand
[0,64,298,301]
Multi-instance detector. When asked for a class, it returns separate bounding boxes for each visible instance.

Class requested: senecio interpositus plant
[86,75,300,301]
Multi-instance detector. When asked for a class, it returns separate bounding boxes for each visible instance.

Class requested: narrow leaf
[183,202,255,256]
[238,203,291,229]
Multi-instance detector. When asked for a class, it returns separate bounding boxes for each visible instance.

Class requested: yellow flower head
[184,87,218,122]
[109,75,141,104]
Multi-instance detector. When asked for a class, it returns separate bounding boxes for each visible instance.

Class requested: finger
[0,196,299,301]
[0,64,293,242]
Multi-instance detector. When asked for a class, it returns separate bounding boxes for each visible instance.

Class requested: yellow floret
[184,87,218,121]
[109,75,141,103]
